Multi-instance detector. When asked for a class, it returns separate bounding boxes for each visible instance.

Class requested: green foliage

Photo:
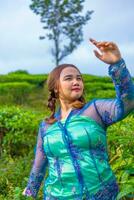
[84,82,115,100]
[82,74,115,100]
[0,106,48,199]
[0,106,45,156]
[8,69,29,75]
[0,154,43,200]
[82,74,113,83]
[0,82,35,104]
[108,115,134,199]
[0,74,47,85]
[0,73,48,106]
[30,0,93,65]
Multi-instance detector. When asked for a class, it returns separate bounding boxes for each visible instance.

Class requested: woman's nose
[73,80,79,86]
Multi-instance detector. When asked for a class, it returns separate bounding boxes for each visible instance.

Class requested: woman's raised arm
[94,58,134,127]
[87,39,134,127]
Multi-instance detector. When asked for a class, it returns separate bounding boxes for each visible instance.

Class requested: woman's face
[58,67,84,102]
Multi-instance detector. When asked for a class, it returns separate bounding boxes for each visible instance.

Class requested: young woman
[23,39,134,200]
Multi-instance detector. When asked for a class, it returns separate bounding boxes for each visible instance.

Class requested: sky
[0,0,134,76]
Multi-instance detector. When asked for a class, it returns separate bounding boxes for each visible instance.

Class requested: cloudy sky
[0,0,134,76]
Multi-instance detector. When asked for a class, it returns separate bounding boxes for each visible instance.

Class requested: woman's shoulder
[76,98,96,115]
[38,120,49,138]
[83,98,96,109]
[39,120,46,128]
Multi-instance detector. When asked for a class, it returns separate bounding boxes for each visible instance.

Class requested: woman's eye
[65,77,82,81]
[77,77,82,80]
[65,78,71,80]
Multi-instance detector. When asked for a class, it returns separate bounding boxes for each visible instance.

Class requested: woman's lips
[71,88,81,92]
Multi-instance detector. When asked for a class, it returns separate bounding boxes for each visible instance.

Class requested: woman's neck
[59,99,73,120]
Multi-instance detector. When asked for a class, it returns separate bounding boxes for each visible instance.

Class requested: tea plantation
[0,72,134,200]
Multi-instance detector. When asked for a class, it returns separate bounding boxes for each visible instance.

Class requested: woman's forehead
[60,67,81,77]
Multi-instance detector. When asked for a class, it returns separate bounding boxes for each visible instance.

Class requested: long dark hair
[45,64,86,124]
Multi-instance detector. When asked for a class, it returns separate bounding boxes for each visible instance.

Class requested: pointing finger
[93,50,102,60]
[89,38,98,46]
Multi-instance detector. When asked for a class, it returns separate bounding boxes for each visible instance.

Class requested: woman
[23,39,134,199]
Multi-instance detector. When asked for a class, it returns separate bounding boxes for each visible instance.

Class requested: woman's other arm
[22,122,48,198]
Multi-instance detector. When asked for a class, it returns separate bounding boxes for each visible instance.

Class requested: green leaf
[117,185,134,200]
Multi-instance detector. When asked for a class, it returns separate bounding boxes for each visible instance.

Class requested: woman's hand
[22,187,33,197]
[22,188,27,196]
[90,38,122,64]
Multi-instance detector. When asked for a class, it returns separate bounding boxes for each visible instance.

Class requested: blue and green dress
[24,59,134,199]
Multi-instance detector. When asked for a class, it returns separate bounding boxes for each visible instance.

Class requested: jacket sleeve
[94,58,134,127]
[24,122,48,198]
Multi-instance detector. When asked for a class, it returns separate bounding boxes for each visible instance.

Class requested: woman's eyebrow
[64,74,81,78]
[64,74,72,78]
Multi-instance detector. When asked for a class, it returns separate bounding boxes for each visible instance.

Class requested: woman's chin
[69,94,82,101]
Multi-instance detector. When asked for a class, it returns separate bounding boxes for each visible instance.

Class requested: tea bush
[108,115,134,199]
[0,106,49,199]
[0,82,35,104]
[0,74,47,85]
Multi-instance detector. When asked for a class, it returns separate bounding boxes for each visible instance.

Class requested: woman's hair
[45,64,86,124]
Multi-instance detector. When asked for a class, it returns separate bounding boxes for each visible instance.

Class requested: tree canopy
[30,0,93,65]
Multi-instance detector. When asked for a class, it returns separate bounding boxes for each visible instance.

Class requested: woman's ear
[54,89,58,93]
[54,89,59,98]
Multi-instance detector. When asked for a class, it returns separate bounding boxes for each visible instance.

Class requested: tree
[30,0,93,66]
